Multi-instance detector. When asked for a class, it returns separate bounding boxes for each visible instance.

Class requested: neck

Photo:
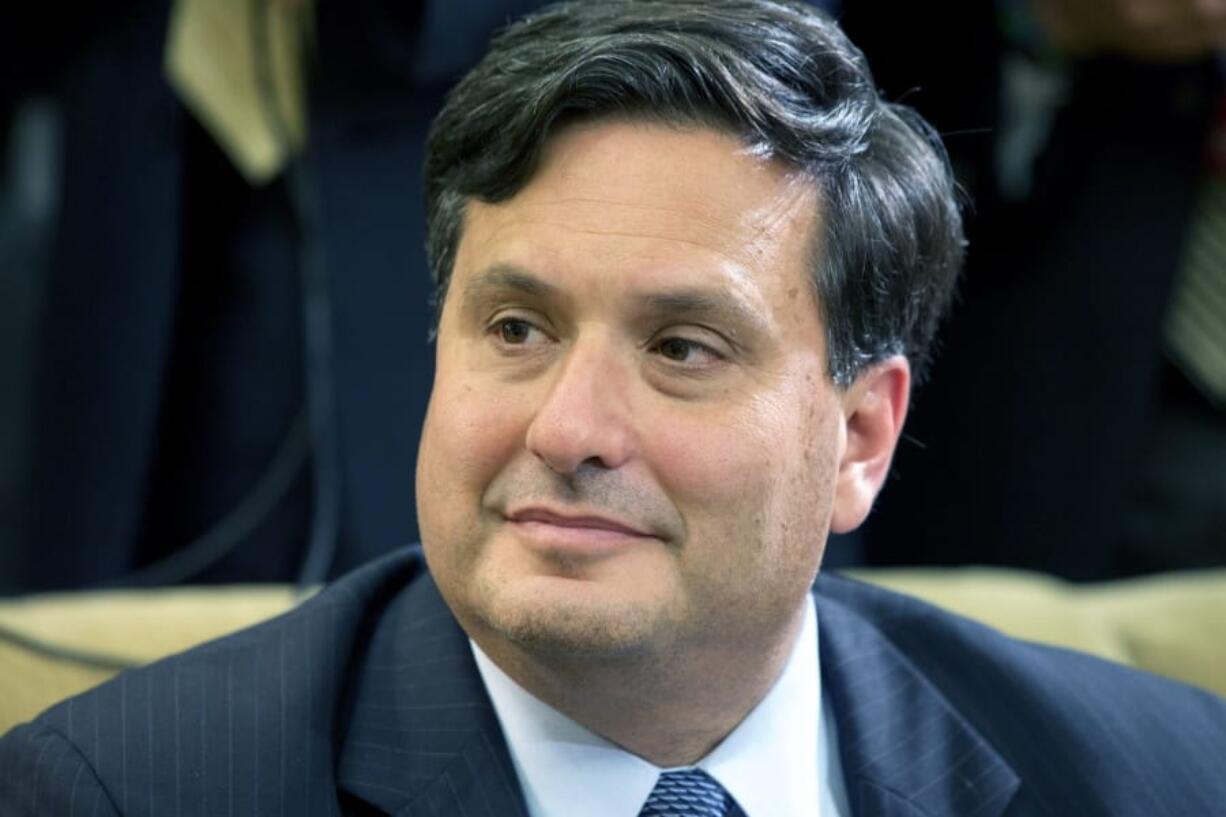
[475,603,807,767]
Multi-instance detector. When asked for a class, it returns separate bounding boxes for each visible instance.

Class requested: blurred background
[1,0,1223,596]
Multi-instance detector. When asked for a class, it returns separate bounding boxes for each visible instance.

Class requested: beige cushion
[2,568,1224,734]
[847,567,1226,698]
[0,586,300,734]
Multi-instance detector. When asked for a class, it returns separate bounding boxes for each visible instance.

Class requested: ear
[829,356,910,534]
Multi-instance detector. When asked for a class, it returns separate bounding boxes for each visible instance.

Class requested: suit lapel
[817,578,1020,817]
[332,561,1019,817]
[336,570,529,817]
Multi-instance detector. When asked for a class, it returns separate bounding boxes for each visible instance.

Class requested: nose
[524,337,637,475]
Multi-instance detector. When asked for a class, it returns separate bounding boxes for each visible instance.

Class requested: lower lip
[508,520,656,556]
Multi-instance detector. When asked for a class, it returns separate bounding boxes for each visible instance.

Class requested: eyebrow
[461,264,561,302]
[460,263,771,340]
[636,289,768,338]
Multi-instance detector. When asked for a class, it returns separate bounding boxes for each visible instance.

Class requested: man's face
[417,121,852,661]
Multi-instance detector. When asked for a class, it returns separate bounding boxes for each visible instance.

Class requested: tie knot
[638,768,743,817]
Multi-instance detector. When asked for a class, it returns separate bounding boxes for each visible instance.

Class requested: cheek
[416,368,528,542]
[770,384,843,570]
[646,377,841,572]
[647,397,790,533]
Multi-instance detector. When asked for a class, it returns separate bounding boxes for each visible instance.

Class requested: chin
[474,574,680,661]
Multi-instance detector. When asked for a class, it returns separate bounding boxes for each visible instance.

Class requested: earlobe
[829,356,911,534]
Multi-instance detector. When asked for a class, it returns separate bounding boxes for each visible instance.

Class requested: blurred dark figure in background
[2,0,544,593]
[844,0,1226,578]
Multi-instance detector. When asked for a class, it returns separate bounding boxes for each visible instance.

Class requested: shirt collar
[472,595,843,817]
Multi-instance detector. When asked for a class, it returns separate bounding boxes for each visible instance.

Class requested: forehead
[450,121,824,331]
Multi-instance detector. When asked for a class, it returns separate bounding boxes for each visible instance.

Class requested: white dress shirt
[471,596,850,817]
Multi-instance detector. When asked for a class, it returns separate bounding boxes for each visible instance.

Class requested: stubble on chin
[465,564,684,662]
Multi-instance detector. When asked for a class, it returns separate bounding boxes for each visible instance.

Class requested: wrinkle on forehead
[452,121,825,338]
[462,208,775,324]
[469,183,817,294]
[525,120,816,226]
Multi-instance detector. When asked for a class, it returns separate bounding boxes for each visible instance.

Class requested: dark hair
[424,0,964,386]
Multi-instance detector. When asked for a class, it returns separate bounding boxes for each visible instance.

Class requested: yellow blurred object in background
[164,0,310,185]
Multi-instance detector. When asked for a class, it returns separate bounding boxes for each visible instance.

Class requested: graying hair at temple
[423,0,965,386]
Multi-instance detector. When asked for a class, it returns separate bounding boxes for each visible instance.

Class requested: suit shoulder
[0,721,119,816]
[0,547,431,817]
[816,572,1226,780]
[50,545,427,682]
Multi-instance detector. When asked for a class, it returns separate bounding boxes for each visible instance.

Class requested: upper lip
[506,506,655,538]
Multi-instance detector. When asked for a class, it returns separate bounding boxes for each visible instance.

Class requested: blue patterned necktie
[637,769,747,817]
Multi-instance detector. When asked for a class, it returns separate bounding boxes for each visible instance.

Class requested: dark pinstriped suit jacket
[3,547,1226,816]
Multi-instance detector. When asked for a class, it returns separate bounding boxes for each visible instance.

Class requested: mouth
[504,506,660,556]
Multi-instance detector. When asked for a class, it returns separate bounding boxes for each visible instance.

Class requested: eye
[489,315,552,349]
[498,318,534,344]
[651,336,723,366]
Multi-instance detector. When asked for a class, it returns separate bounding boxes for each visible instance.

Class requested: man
[2,1,1224,815]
